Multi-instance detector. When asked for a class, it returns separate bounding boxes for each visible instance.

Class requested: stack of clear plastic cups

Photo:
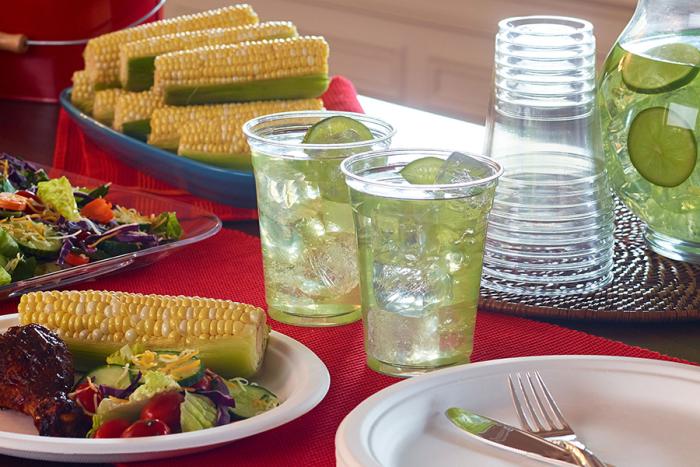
[482,16,615,296]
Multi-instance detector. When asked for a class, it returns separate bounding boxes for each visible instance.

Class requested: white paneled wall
[166,0,636,122]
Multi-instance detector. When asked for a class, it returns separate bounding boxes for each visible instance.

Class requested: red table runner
[52,76,364,222]
[0,230,691,467]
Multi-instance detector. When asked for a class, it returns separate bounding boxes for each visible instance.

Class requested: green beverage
[342,150,502,377]
[598,35,700,261]
[244,112,394,326]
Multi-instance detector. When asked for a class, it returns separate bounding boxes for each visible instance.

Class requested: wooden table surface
[0,97,698,365]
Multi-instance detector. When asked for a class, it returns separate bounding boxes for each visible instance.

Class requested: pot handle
[0,32,28,53]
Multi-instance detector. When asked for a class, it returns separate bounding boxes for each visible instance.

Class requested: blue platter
[60,87,257,208]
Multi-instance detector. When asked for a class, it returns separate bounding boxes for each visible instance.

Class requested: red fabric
[52,76,364,222]
[0,230,692,467]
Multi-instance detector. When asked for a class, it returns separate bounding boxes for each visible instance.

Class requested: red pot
[0,0,166,103]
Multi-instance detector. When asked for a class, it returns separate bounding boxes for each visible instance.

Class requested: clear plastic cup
[243,111,395,326]
[482,16,615,296]
[342,149,502,377]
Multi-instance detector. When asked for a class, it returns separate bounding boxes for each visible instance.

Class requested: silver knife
[445,407,581,465]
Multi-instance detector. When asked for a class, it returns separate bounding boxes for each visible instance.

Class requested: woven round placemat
[478,199,700,322]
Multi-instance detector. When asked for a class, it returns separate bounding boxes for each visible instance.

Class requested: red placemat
[0,229,692,467]
[52,76,364,222]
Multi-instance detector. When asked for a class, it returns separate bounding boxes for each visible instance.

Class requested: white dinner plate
[336,355,700,467]
[0,314,330,463]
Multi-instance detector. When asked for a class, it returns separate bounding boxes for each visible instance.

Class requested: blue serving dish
[60,87,257,208]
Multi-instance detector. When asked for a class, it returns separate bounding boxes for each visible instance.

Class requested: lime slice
[628,107,697,187]
[300,116,373,203]
[302,115,373,144]
[621,43,700,94]
[399,157,444,184]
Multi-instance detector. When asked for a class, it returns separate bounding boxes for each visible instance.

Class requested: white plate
[0,314,330,463]
[336,355,700,467]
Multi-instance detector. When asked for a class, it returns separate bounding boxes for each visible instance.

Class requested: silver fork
[508,371,607,467]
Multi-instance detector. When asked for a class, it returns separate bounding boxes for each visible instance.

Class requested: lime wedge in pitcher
[627,106,697,187]
[621,43,700,94]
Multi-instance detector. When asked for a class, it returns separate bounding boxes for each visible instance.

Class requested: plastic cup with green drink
[341,149,502,376]
[244,111,395,326]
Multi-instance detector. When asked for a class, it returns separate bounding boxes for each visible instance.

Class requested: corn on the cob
[71,70,95,114]
[120,21,298,91]
[154,36,330,106]
[92,89,126,126]
[148,98,324,154]
[84,4,258,88]
[18,290,269,378]
[113,90,163,140]
[176,99,324,169]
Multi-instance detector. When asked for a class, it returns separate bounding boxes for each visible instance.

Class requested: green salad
[0,152,182,284]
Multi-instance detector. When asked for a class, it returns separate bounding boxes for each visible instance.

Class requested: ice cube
[434,151,491,184]
[372,261,451,317]
[297,231,359,299]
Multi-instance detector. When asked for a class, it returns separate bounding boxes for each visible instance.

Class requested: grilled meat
[0,324,90,437]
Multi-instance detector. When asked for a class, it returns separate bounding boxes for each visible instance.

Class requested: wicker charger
[478,200,700,322]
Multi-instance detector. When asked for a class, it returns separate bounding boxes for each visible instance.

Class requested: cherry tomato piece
[93,419,131,438]
[65,251,90,266]
[73,382,101,414]
[80,197,114,223]
[14,190,38,201]
[121,419,171,438]
[140,392,184,432]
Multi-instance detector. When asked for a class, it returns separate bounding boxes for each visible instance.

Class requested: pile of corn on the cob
[70,4,328,169]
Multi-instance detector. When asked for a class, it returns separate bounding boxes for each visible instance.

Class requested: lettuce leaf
[151,212,182,240]
[37,176,81,221]
[180,392,217,432]
[130,371,180,402]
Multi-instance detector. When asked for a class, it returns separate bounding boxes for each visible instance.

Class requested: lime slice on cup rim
[399,157,445,184]
[399,152,493,185]
[302,115,374,144]
[621,42,700,94]
[301,115,374,203]
[627,106,697,188]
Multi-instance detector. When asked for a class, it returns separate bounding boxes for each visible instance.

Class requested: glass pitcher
[598,0,700,264]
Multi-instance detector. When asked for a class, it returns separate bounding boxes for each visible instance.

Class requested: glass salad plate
[59,87,257,208]
[0,164,221,300]
[0,314,330,463]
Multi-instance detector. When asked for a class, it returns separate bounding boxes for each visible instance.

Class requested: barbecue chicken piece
[0,324,90,437]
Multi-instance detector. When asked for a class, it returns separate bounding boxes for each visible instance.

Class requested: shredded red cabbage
[57,239,74,266]
[195,375,235,426]
[98,371,142,400]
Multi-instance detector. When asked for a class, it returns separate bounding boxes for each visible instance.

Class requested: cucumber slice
[303,115,373,145]
[621,43,700,94]
[227,381,279,419]
[79,365,139,390]
[97,240,141,257]
[628,106,697,187]
[399,157,444,184]
[10,256,36,281]
[2,220,62,259]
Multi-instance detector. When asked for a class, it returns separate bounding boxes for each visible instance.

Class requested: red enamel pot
[0,0,166,103]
